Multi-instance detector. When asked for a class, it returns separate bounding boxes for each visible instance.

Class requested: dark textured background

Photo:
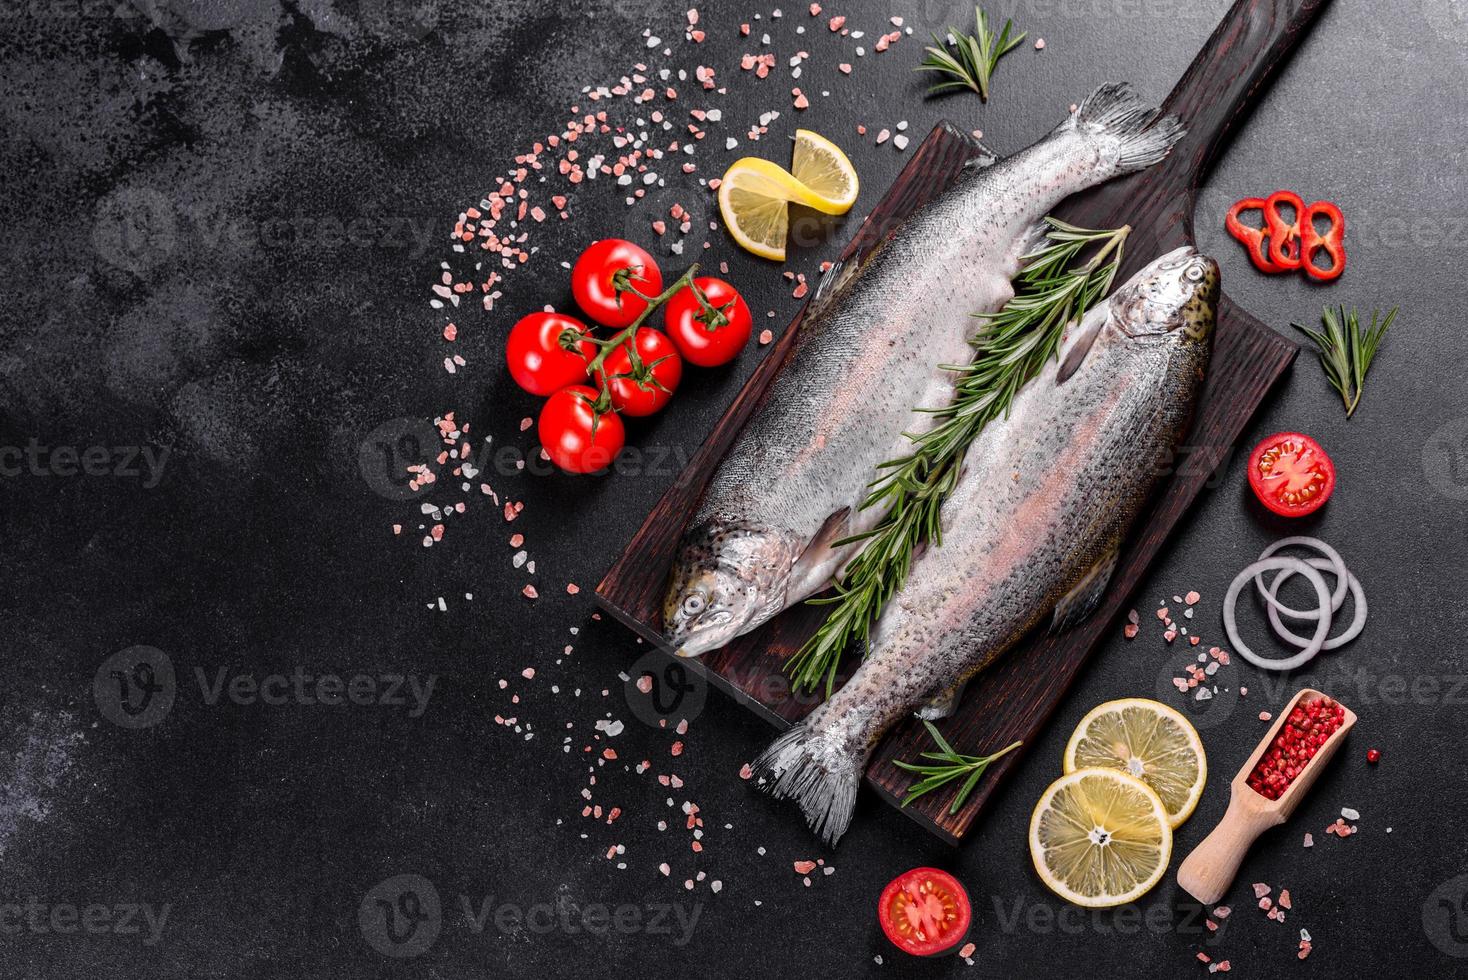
[2,1,1466,977]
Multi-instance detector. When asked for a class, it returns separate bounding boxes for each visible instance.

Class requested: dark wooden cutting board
[596,0,1329,843]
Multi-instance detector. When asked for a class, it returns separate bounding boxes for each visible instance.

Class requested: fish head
[662,521,796,658]
[1109,245,1219,344]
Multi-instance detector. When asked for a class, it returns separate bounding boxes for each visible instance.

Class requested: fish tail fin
[1066,82,1186,175]
[752,722,862,846]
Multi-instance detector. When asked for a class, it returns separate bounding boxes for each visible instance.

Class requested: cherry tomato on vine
[1247,432,1336,517]
[505,312,596,396]
[571,239,664,328]
[596,328,683,417]
[663,277,752,367]
[877,867,972,957]
[538,386,625,474]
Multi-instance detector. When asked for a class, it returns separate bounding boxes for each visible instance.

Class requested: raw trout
[753,246,1220,845]
[663,84,1185,658]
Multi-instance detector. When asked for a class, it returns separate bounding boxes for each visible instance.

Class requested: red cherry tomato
[571,239,664,328]
[596,328,683,417]
[1247,432,1336,517]
[877,867,972,957]
[538,386,625,474]
[664,277,752,368]
[505,312,596,396]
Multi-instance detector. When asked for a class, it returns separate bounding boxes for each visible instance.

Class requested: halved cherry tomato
[1247,432,1336,517]
[505,312,595,396]
[663,277,752,367]
[597,328,683,417]
[877,867,971,957]
[538,385,625,474]
[571,239,664,328]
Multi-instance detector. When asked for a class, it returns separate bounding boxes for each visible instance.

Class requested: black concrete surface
[2,1,1466,977]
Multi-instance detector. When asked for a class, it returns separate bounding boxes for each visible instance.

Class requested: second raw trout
[754,246,1220,845]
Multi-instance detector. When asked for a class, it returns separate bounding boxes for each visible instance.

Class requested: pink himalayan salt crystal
[522,585,538,599]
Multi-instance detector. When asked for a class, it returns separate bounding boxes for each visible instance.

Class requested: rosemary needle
[1292,305,1397,418]
[916,7,1026,102]
[895,721,1022,814]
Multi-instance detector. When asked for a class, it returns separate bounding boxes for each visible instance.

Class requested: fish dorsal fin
[808,253,860,314]
[939,120,998,168]
[1056,302,1112,385]
[1051,545,1120,633]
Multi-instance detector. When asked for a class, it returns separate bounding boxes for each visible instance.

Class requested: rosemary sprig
[1292,305,1397,418]
[895,721,1022,814]
[916,7,1026,101]
[783,220,1130,696]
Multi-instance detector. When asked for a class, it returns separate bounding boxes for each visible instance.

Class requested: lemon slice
[1063,698,1206,829]
[790,129,859,214]
[718,158,802,261]
[1029,768,1172,908]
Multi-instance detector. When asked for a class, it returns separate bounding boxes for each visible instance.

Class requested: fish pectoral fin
[788,507,853,592]
[1051,546,1120,633]
[915,679,970,721]
[1056,304,1111,385]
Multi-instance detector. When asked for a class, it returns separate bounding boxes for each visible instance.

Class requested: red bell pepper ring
[1299,200,1346,281]
[1225,197,1291,274]
[1262,190,1305,270]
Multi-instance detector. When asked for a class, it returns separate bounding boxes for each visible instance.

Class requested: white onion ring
[1265,557,1368,650]
[1254,536,1348,618]
[1224,557,1332,671]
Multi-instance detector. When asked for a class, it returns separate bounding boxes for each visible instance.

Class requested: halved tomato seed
[1247,432,1336,517]
[877,867,971,957]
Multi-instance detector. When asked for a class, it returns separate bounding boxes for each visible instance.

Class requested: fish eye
[681,592,707,616]
[1185,265,1204,281]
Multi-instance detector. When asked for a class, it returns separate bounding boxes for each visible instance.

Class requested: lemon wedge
[790,129,859,213]
[1063,698,1206,829]
[718,132,859,261]
[1029,768,1172,908]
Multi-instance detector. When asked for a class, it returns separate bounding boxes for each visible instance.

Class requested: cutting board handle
[1159,0,1333,197]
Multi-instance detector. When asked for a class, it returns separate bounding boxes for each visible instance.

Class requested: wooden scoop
[1177,689,1356,905]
